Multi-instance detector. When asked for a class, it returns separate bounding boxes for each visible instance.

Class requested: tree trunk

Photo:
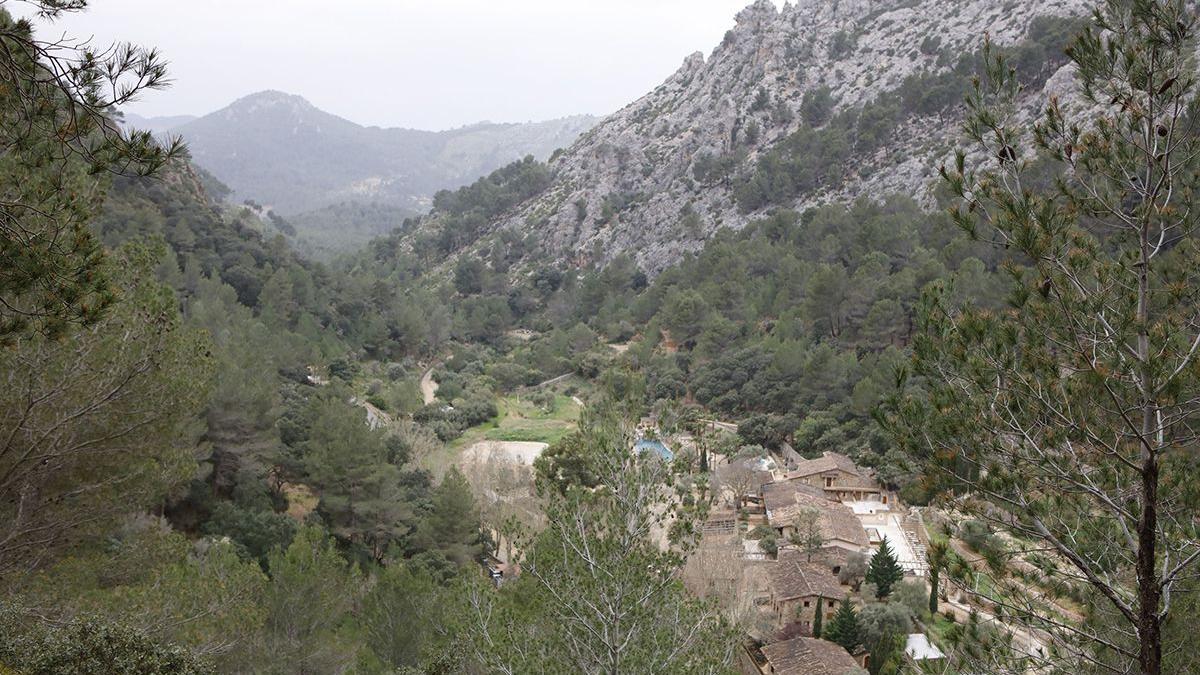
[1136,453,1161,675]
[1136,136,1160,674]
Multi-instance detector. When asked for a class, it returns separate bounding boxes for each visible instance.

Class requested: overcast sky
[23,0,762,130]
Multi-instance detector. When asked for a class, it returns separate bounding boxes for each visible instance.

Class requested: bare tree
[788,506,825,561]
[714,458,756,510]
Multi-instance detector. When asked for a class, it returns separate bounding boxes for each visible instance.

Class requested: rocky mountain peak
[218,90,329,124]
[733,0,778,30]
[416,0,1090,276]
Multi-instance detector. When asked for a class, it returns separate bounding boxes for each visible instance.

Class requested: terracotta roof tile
[769,553,846,601]
[761,636,860,675]
[761,482,869,548]
[785,452,862,480]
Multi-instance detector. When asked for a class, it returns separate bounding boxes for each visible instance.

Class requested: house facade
[783,451,891,506]
[761,481,870,556]
[766,553,845,631]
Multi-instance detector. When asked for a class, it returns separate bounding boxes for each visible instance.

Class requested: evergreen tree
[882,1,1200,671]
[865,536,905,600]
[927,540,947,616]
[859,602,912,675]
[0,243,212,578]
[361,564,454,670]
[302,397,416,562]
[0,4,183,342]
[414,467,482,566]
[262,525,360,674]
[823,597,861,653]
[0,613,209,675]
[812,596,824,638]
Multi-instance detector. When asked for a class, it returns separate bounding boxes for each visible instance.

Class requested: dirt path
[355,398,391,429]
[420,367,438,405]
[533,372,572,388]
[700,418,739,433]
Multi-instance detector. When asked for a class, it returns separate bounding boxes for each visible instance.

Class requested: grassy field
[421,393,582,476]
[456,393,581,448]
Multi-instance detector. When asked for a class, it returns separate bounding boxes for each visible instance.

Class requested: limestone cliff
[415,0,1090,275]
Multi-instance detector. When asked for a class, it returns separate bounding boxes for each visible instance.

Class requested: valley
[1,1,1197,674]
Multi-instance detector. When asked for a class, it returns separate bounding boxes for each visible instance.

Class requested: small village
[705,447,940,674]
[467,404,1002,675]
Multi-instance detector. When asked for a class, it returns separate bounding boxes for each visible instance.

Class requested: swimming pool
[634,438,673,461]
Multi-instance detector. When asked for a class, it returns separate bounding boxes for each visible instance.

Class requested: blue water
[635,438,673,461]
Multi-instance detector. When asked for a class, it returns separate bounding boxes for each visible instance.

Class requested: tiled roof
[769,552,846,601]
[761,636,860,675]
[786,452,862,479]
[761,482,869,548]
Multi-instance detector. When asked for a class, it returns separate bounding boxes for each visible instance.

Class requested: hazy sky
[23,0,763,130]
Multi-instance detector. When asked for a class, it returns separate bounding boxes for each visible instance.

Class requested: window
[825,476,833,487]
[882,494,888,504]
[803,600,810,608]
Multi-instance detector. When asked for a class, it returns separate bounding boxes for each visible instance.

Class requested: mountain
[407,0,1089,275]
[166,91,598,217]
[118,112,198,135]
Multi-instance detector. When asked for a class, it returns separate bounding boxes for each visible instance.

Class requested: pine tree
[263,525,361,672]
[928,563,939,616]
[0,6,183,343]
[303,398,416,561]
[866,536,905,600]
[880,1,1200,671]
[415,466,482,566]
[823,597,861,653]
[812,596,823,638]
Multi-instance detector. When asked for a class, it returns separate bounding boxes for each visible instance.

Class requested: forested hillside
[3,1,1199,674]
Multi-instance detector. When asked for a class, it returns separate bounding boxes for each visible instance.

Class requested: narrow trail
[420,367,438,405]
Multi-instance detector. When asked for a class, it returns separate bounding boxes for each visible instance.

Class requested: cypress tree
[866,536,905,600]
[928,563,939,615]
[812,596,823,638]
[822,597,860,653]
[927,540,947,616]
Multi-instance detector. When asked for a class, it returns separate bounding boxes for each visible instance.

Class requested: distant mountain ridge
[126,90,598,218]
[120,112,198,135]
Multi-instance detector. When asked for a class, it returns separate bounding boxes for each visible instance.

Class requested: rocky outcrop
[425,0,1090,275]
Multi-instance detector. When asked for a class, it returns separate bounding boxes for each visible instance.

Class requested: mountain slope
[410,0,1088,275]
[119,112,198,135]
[170,91,597,216]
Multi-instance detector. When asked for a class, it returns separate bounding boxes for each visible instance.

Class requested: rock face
[166,91,598,216]
[431,0,1089,275]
